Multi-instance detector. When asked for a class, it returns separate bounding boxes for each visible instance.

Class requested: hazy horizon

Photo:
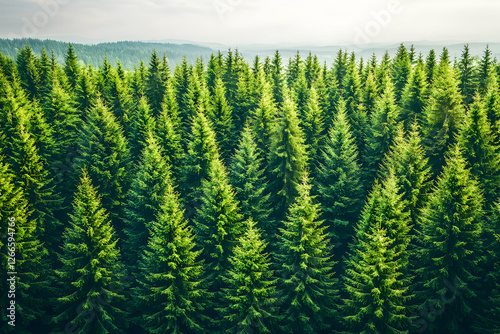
[0,0,499,47]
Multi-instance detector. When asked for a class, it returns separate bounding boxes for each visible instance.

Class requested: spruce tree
[457,94,500,209]
[0,156,48,333]
[315,98,363,256]
[122,132,171,267]
[250,79,277,161]
[53,170,127,334]
[270,50,286,106]
[458,44,478,106]
[391,43,412,103]
[276,174,338,333]
[192,157,243,324]
[218,219,277,334]
[73,99,131,233]
[363,78,401,185]
[414,145,484,334]
[229,124,274,243]
[400,56,428,128]
[267,91,308,221]
[129,95,155,160]
[342,225,412,334]
[422,59,465,174]
[210,76,235,160]
[302,86,325,172]
[135,171,206,334]
[146,50,169,117]
[16,45,40,100]
[181,109,220,211]
[64,44,81,91]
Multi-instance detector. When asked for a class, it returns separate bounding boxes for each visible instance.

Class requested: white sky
[0,0,499,46]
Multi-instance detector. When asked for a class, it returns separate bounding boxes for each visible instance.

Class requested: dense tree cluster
[1,43,500,333]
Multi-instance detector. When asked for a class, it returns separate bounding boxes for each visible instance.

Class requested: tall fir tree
[250,79,277,161]
[73,98,131,234]
[0,156,48,333]
[267,91,308,221]
[458,44,479,106]
[218,219,278,334]
[135,170,206,334]
[209,76,235,161]
[276,174,339,333]
[422,58,465,174]
[400,56,428,129]
[229,124,274,244]
[415,145,484,334]
[64,43,80,91]
[302,86,325,173]
[122,132,171,268]
[457,93,500,209]
[342,225,412,334]
[315,98,364,258]
[53,170,128,333]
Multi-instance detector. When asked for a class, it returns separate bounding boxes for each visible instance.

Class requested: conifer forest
[2,42,500,334]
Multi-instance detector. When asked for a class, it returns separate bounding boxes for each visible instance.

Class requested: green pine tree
[135,171,206,334]
[122,132,171,267]
[218,219,278,334]
[342,225,412,334]
[276,174,338,333]
[414,145,484,334]
[315,98,364,256]
[53,170,128,333]
[210,76,235,160]
[267,91,308,221]
[400,56,428,128]
[229,124,274,244]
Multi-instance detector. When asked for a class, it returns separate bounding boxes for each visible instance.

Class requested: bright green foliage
[276,174,338,333]
[271,50,286,106]
[380,125,432,226]
[129,95,155,159]
[287,51,302,88]
[333,49,348,92]
[342,226,412,334]
[210,76,235,160]
[353,173,411,266]
[458,94,500,209]
[343,55,367,157]
[478,46,495,96]
[193,158,243,314]
[53,170,127,334]
[206,52,223,95]
[0,74,58,248]
[364,79,401,184]
[376,52,391,93]
[218,219,277,334]
[0,156,48,333]
[74,99,131,231]
[181,109,220,208]
[105,71,135,139]
[16,45,40,100]
[392,43,412,102]
[400,56,428,128]
[229,124,273,243]
[75,65,98,112]
[131,61,147,100]
[223,49,241,104]
[182,70,211,136]
[484,86,500,139]
[422,60,465,174]
[250,79,277,160]
[135,171,206,334]
[232,64,257,137]
[156,95,184,184]
[123,132,171,267]
[64,44,81,91]
[303,86,325,170]
[363,70,379,116]
[267,91,308,221]
[415,145,484,334]
[293,69,309,120]
[42,77,81,187]
[458,44,478,106]
[146,50,169,117]
[324,70,341,128]
[315,99,363,253]
[426,49,437,84]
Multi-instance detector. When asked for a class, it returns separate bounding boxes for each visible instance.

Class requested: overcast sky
[0,0,499,46]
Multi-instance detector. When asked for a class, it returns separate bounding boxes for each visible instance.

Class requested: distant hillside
[0,38,215,69]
